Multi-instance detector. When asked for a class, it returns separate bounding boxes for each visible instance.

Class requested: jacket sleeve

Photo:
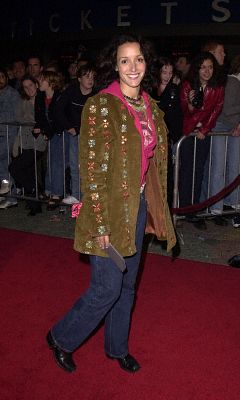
[221,78,240,118]
[200,87,225,136]
[79,95,114,237]
[180,81,193,115]
[34,93,49,133]
[53,86,73,131]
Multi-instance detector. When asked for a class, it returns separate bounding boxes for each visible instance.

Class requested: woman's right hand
[232,123,240,136]
[188,90,195,111]
[95,235,110,250]
[32,128,41,138]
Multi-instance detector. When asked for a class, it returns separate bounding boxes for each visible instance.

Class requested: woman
[179,52,224,226]
[9,75,47,215]
[152,57,183,206]
[46,34,176,373]
[153,57,182,146]
[33,71,63,209]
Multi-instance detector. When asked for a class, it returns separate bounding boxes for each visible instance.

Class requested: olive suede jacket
[74,82,176,257]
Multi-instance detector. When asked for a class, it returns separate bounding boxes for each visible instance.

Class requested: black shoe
[185,215,200,223]
[27,205,42,216]
[46,331,76,373]
[193,218,207,230]
[228,254,240,268]
[107,353,141,373]
[223,205,235,211]
[212,215,228,226]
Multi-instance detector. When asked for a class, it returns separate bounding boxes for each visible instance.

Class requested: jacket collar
[100,81,156,139]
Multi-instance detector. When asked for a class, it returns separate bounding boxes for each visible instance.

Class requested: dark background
[1,0,240,67]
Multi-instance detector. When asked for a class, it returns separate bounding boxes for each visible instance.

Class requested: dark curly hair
[186,51,223,88]
[95,34,157,93]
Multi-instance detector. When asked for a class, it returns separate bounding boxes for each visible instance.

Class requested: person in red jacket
[179,52,224,227]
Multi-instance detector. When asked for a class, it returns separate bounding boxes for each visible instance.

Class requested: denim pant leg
[209,135,227,213]
[0,134,9,182]
[0,127,17,182]
[104,194,147,358]
[46,134,65,197]
[224,136,240,206]
[68,134,80,200]
[51,255,124,352]
[51,194,146,354]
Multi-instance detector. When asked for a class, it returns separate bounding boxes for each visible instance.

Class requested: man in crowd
[27,56,43,83]
[0,67,20,208]
[175,54,191,80]
[54,63,95,204]
[9,59,26,91]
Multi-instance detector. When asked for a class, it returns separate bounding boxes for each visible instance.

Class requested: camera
[191,86,203,109]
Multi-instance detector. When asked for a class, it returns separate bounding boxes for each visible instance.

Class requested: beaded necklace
[123,94,146,113]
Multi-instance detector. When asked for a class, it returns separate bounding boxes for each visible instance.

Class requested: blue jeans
[64,132,80,200]
[45,134,65,197]
[52,193,147,357]
[179,135,210,207]
[205,122,240,213]
[0,126,18,182]
[45,132,80,199]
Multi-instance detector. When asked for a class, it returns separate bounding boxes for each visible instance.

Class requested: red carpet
[1,228,240,400]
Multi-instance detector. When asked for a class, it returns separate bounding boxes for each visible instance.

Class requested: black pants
[9,149,44,194]
[179,136,210,208]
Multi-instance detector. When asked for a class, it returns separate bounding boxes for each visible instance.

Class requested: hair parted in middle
[95,33,157,93]
[186,51,222,88]
[19,74,38,100]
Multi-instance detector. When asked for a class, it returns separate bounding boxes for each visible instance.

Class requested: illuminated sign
[1,0,239,39]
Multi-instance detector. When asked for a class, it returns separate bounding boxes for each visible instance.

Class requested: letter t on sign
[161,2,178,25]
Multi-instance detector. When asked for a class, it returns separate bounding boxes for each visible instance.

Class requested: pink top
[101,81,157,185]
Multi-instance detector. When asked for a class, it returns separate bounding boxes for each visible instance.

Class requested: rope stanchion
[171,175,240,215]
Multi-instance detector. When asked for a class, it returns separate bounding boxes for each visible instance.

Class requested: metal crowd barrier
[0,122,80,203]
[1,123,239,222]
[172,132,240,225]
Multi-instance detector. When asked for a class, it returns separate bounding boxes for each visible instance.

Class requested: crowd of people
[0,38,239,228]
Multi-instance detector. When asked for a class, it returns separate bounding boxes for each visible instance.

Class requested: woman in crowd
[179,51,225,228]
[152,57,183,205]
[153,57,182,147]
[33,70,64,209]
[9,75,47,215]
[46,34,176,373]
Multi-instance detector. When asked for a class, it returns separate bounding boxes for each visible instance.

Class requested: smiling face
[116,41,146,98]
[160,64,173,85]
[199,58,214,85]
[13,61,26,80]
[22,79,37,99]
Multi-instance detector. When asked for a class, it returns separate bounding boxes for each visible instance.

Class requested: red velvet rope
[171,175,240,215]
